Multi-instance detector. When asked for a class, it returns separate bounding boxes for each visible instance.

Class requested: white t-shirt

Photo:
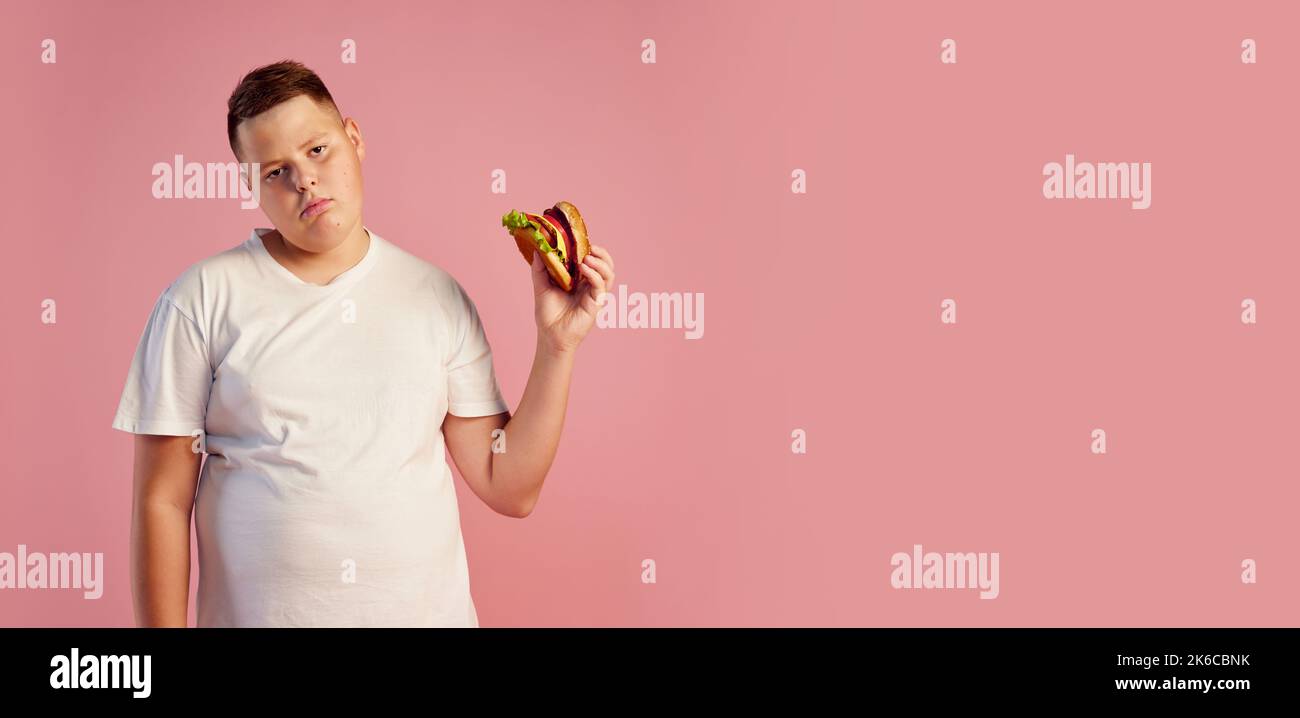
[111,226,510,627]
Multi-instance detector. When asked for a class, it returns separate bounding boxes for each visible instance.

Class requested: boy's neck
[265,223,371,286]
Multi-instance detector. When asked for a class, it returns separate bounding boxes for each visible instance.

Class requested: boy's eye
[265,147,327,180]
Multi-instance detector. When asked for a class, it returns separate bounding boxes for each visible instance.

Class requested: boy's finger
[530,252,551,293]
[580,262,606,300]
[589,245,614,272]
[583,254,614,287]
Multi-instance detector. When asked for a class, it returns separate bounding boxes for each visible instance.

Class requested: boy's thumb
[530,251,550,290]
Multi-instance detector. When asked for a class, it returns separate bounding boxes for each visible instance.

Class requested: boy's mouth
[301,198,333,218]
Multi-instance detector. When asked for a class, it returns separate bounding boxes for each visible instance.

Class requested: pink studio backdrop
[2,0,1297,627]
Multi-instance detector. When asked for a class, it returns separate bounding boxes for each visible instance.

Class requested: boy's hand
[531,244,615,356]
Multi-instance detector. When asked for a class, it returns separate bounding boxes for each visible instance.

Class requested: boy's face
[235,94,365,253]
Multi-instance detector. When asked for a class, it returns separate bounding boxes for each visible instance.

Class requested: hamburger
[501,201,591,292]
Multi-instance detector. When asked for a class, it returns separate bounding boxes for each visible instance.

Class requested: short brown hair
[226,59,342,160]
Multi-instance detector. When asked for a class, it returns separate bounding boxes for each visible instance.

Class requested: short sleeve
[441,277,510,418]
[111,289,213,436]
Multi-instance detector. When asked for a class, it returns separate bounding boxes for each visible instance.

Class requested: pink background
[2,0,1297,626]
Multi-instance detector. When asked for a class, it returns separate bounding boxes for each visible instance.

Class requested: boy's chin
[294,212,342,232]
[286,220,352,251]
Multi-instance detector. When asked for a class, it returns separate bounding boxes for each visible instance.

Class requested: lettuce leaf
[502,209,557,255]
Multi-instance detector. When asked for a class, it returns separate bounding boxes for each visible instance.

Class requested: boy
[112,60,616,627]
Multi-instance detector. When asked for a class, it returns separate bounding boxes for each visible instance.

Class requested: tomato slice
[543,209,574,270]
[523,213,559,255]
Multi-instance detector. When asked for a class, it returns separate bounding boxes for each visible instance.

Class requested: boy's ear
[344,117,365,161]
[238,161,255,192]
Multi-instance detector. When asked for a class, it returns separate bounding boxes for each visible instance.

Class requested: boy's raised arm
[443,242,616,519]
